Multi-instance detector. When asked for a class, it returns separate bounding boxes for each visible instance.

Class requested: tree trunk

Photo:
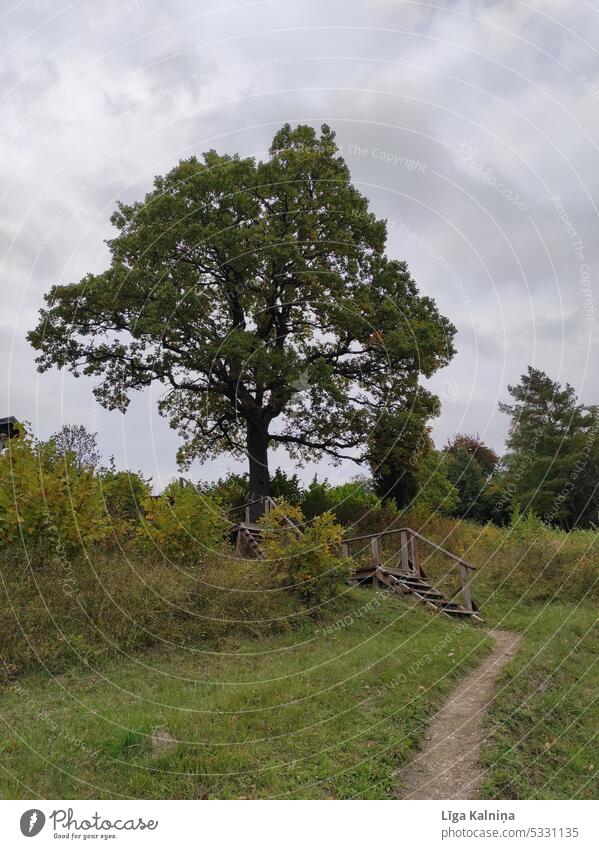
[247,421,270,522]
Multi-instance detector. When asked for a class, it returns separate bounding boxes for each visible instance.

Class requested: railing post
[245,505,250,524]
[459,563,473,612]
[371,536,380,569]
[341,542,349,559]
[409,532,421,576]
[399,530,410,572]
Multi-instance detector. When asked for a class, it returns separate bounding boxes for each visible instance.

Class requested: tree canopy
[444,432,499,475]
[49,424,101,471]
[499,366,599,528]
[28,123,456,504]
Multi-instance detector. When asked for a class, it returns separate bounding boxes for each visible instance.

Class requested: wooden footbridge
[228,496,481,621]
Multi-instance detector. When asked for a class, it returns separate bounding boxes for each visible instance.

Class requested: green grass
[2,513,598,799]
[0,590,492,799]
[478,597,599,799]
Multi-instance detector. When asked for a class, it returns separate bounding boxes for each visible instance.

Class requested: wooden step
[358,566,481,621]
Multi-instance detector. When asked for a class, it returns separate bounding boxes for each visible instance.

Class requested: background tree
[29,124,455,516]
[201,472,249,509]
[499,367,599,528]
[411,450,459,516]
[441,433,499,522]
[269,467,303,505]
[367,388,439,508]
[49,424,100,471]
[444,432,499,475]
[443,446,494,522]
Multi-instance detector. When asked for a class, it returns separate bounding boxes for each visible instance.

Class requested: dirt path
[397,629,522,800]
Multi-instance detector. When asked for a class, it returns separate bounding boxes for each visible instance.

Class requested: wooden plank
[459,562,474,612]
[400,530,410,572]
[371,536,380,568]
[410,532,421,576]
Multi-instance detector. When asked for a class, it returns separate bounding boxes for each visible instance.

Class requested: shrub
[0,429,109,554]
[98,467,152,534]
[200,473,249,509]
[327,481,380,525]
[301,476,380,525]
[259,501,351,605]
[137,482,226,565]
[0,542,304,682]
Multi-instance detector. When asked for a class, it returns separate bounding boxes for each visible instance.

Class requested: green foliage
[0,428,109,553]
[499,366,599,529]
[368,393,438,507]
[300,475,380,525]
[444,432,499,474]
[326,481,380,525]
[411,450,459,517]
[300,476,332,519]
[98,466,152,533]
[444,446,495,522]
[29,123,455,500]
[201,473,249,509]
[269,467,303,505]
[508,504,548,542]
[259,501,350,604]
[137,483,226,565]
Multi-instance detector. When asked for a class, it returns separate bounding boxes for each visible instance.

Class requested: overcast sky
[2,0,598,489]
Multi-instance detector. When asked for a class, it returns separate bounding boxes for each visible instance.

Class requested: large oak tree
[29,124,455,510]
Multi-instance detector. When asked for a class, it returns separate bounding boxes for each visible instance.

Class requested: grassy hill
[1,512,597,799]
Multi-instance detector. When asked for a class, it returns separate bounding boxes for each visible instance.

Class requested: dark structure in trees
[28,124,455,513]
[0,417,19,451]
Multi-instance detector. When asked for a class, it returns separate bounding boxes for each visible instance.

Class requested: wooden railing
[227,496,303,536]
[228,495,277,524]
[340,526,477,613]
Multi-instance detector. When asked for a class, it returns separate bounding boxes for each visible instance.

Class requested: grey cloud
[1,0,597,483]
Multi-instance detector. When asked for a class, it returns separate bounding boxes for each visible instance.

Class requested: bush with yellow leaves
[137,482,227,565]
[0,428,110,554]
[259,500,351,605]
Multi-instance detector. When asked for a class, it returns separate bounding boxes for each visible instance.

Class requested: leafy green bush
[301,476,380,525]
[269,467,304,505]
[98,467,152,534]
[259,501,351,604]
[301,477,332,519]
[137,482,226,565]
[411,450,459,518]
[200,473,249,509]
[0,429,109,554]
